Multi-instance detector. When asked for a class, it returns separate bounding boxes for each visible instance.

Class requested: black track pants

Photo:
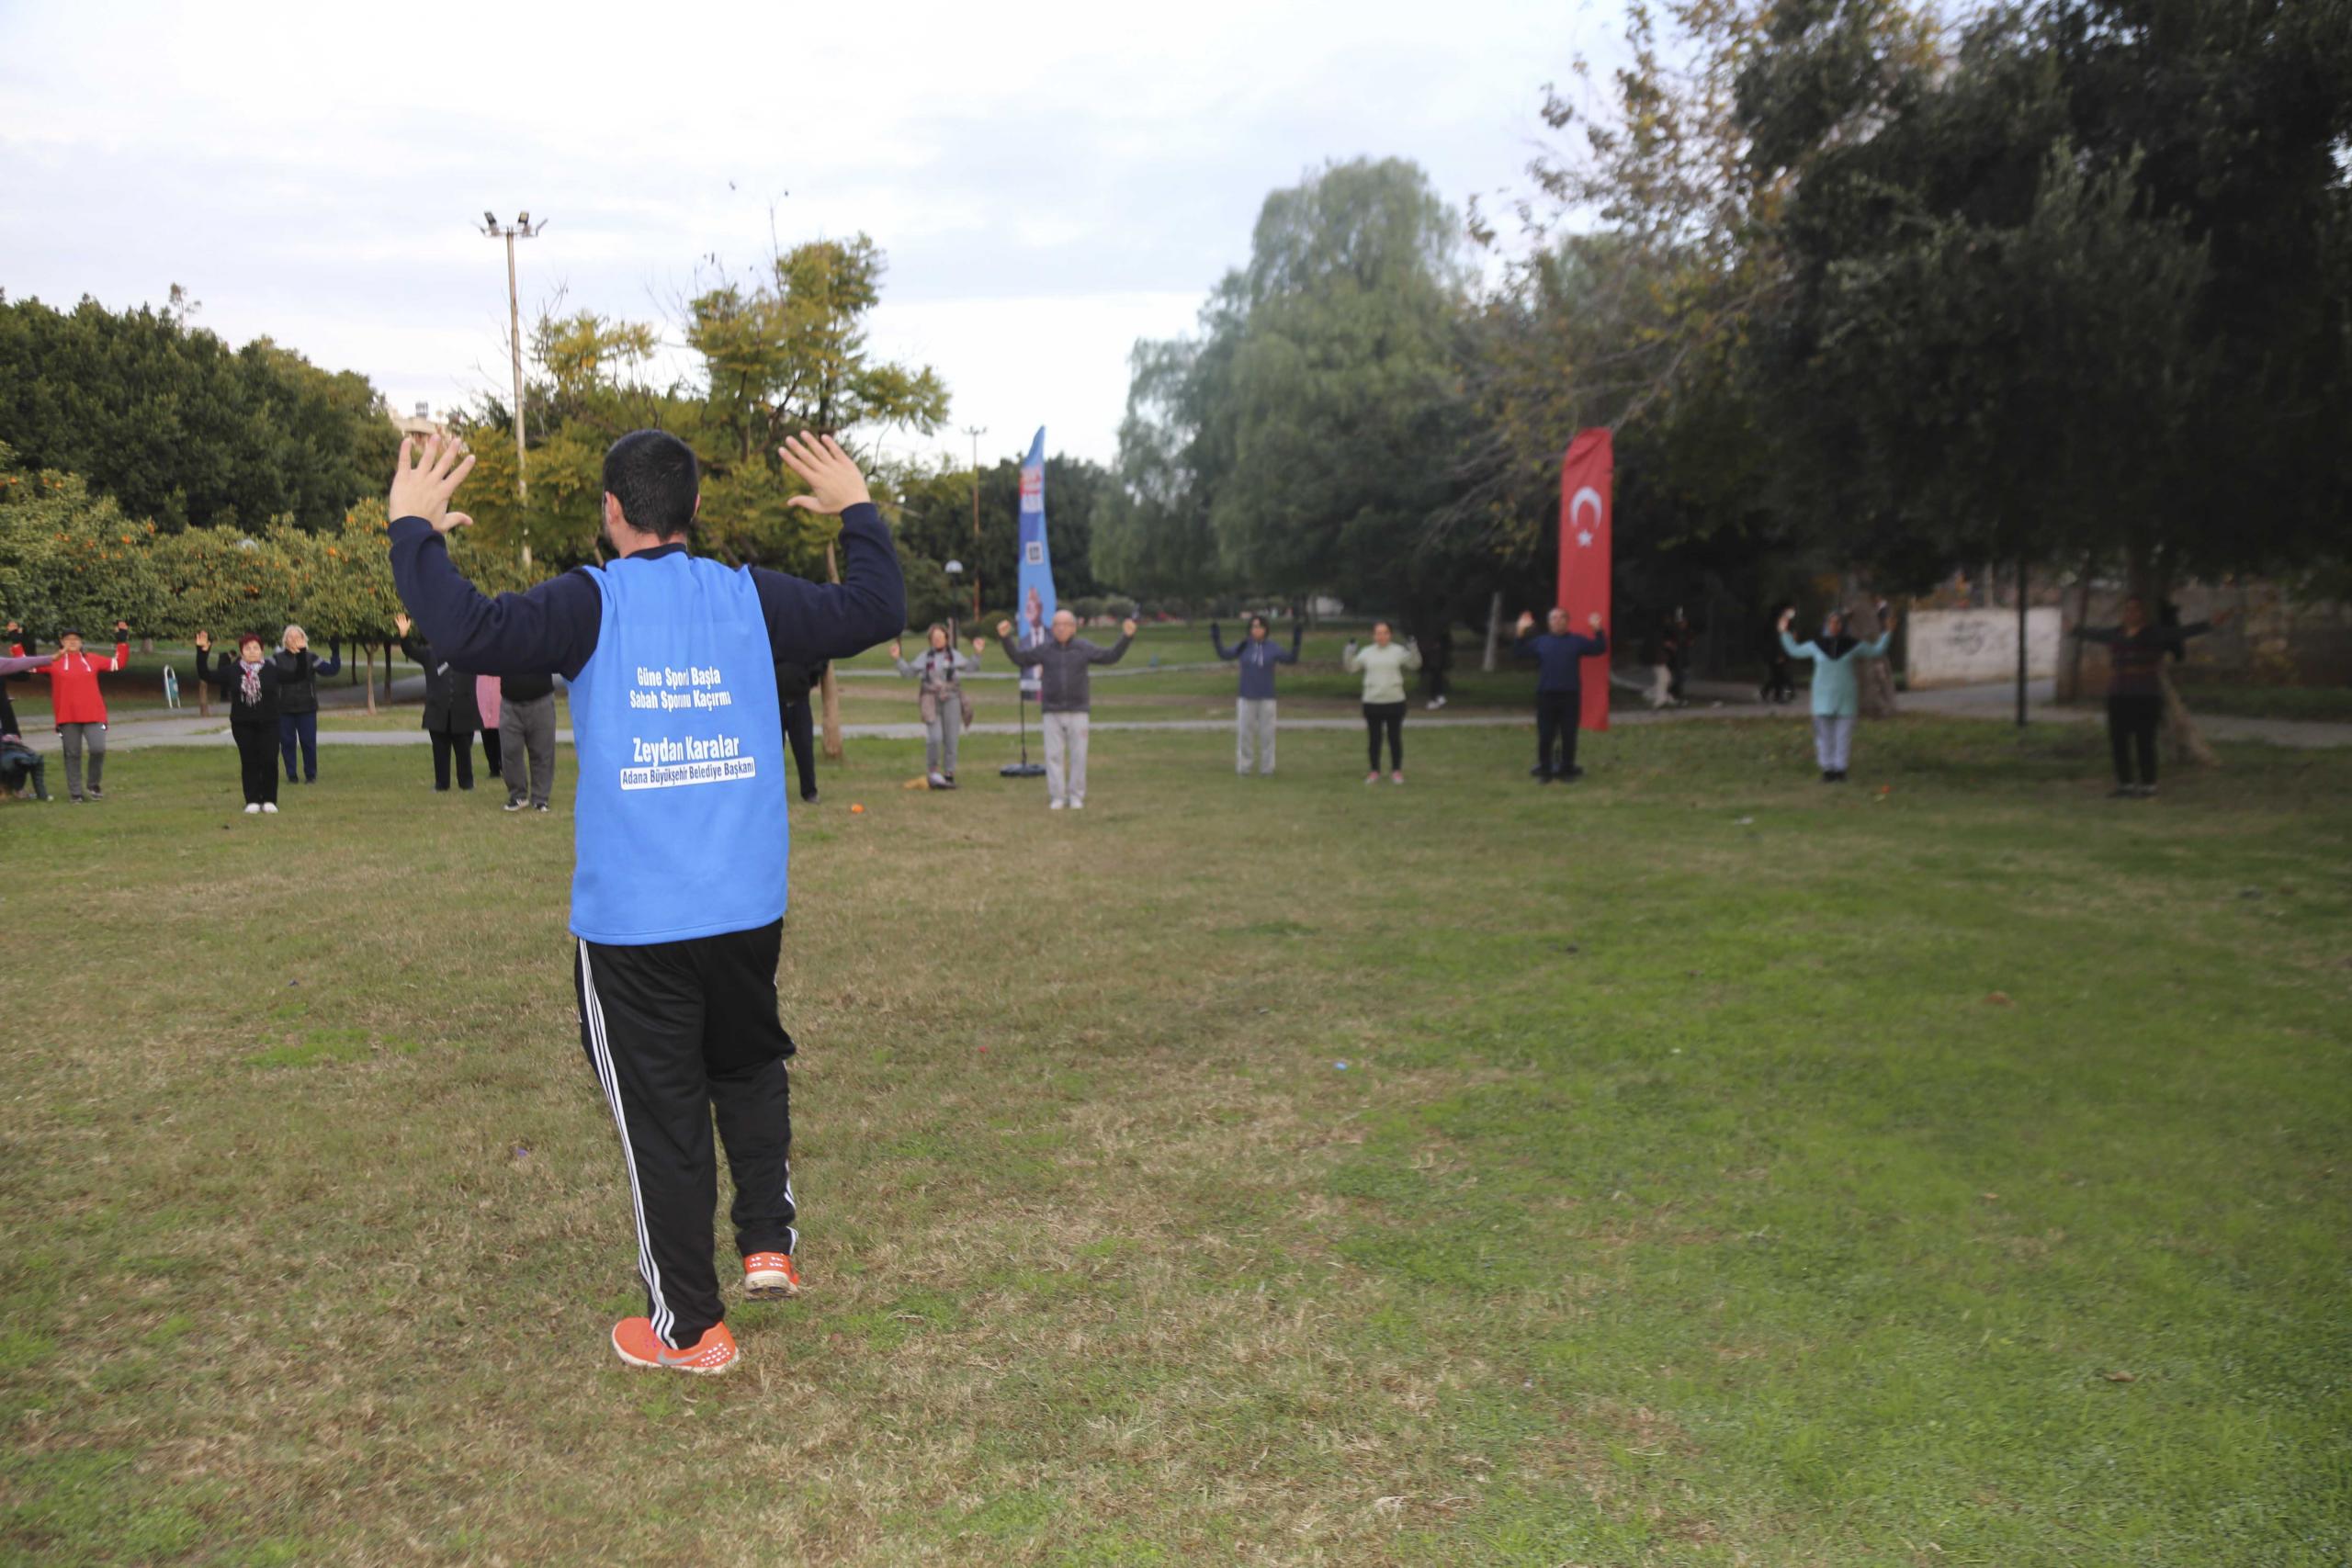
[782,699,817,799]
[1534,690,1581,777]
[2108,694,2161,785]
[1363,701,1405,771]
[573,919,798,1350]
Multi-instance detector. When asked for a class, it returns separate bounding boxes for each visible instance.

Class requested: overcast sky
[0,0,1621,470]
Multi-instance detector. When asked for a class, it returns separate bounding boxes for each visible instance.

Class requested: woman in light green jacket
[1343,621,1422,784]
[1777,605,1896,782]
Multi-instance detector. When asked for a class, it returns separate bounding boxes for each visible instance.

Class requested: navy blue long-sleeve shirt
[387,503,906,681]
[1210,622,1303,700]
[1515,627,1609,692]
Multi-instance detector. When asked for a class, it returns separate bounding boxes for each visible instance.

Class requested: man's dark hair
[602,430,700,538]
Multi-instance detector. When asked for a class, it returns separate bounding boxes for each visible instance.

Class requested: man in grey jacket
[995,609,1136,809]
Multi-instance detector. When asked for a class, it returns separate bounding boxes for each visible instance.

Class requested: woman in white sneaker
[890,624,983,788]
[194,630,310,814]
[1343,621,1420,784]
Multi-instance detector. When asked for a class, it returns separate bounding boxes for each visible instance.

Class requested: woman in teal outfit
[1778,605,1896,782]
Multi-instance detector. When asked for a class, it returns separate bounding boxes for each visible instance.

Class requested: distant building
[390,400,448,440]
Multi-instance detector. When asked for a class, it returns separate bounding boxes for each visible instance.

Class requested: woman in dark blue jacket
[1211,614,1302,775]
[272,624,340,784]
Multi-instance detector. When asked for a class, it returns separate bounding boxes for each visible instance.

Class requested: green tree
[454,238,949,581]
[0,293,397,533]
[1738,0,2351,734]
[1112,158,1492,626]
[1096,337,1233,604]
[0,446,169,639]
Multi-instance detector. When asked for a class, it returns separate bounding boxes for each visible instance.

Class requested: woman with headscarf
[1777,605,1896,783]
[194,629,305,813]
[272,625,340,784]
[891,624,984,788]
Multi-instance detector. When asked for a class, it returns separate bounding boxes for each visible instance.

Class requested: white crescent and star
[1570,486,1603,526]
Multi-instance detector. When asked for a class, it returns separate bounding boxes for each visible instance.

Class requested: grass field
[3,716,2348,1565]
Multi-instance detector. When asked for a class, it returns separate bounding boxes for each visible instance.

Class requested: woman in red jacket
[6,618,130,803]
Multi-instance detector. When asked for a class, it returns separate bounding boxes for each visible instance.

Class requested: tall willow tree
[1109,158,1496,630]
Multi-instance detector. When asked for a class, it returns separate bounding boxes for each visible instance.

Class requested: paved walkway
[74,676,2352,751]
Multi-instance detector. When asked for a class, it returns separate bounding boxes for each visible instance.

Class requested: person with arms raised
[272,625,339,784]
[994,607,1134,809]
[891,624,984,789]
[1210,613,1301,777]
[1343,621,1420,784]
[2073,595,2231,798]
[7,618,130,803]
[0,646,57,801]
[395,611,483,793]
[194,630,305,814]
[1777,605,1896,783]
[388,429,901,1375]
[1513,607,1609,783]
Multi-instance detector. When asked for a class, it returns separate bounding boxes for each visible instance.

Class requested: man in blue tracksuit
[1513,607,1610,782]
[387,428,902,1375]
[1209,614,1302,775]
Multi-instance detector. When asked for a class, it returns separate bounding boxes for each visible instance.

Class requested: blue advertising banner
[1012,427,1057,697]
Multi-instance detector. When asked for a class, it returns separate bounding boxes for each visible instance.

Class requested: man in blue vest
[388,429,903,1375]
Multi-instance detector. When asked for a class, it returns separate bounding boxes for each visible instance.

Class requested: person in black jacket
[774,658,820,804]
[195,630,303,813]
[499,668,560,812]
[272,625,340,784]
[395,611,482,791]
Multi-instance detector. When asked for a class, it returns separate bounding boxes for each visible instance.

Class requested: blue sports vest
[566,553,787,944]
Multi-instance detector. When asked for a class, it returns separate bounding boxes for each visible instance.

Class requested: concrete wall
[1906,607,2062,690]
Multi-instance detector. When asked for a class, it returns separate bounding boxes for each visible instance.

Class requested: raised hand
[1120,618,1139,637]
[394,612,413,638]
[996,620,1014,639]
[193,630,210,652]
[778,433,872,515]
[1589,612,1604,630]
[1515,610,1536,634]
[388,434,476,533]
[1777,608,1794,630]
[971,636,988,652]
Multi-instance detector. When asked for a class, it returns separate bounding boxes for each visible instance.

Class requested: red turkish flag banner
[1556,428,1614,731]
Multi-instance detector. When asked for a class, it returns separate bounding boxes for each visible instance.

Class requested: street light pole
[482,210,548,568]
[964,424,986,618]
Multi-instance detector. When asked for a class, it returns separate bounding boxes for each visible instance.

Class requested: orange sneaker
[610,1316,739,1374]
[742,1251,802,1301]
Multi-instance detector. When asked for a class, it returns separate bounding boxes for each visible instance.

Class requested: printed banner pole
[1557,429,1615,732]
[1013,428,1057,703]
